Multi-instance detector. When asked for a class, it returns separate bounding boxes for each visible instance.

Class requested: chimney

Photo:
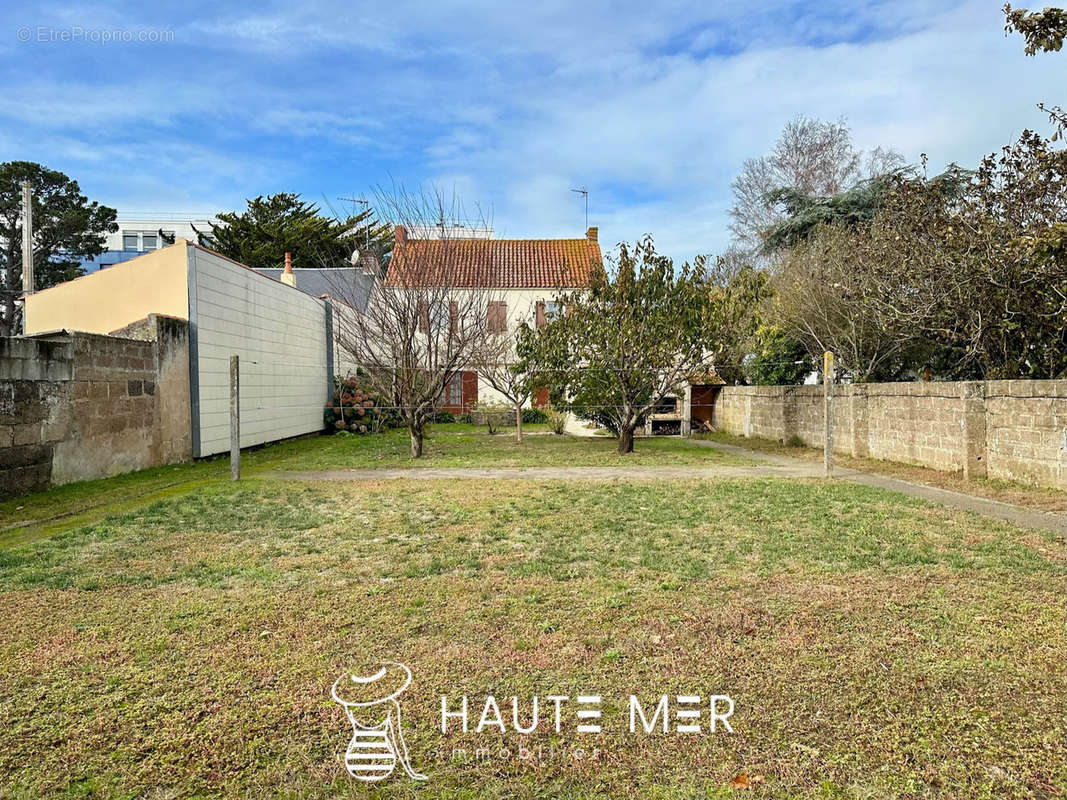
[585,226,598,242]
[281,252,296,287]
[394,225,408,248]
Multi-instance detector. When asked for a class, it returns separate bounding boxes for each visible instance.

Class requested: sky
[0,0,1062,262]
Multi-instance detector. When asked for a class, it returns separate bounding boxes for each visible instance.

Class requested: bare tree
[774,222,920,382]
[329,187,500,458]
[474,317,535,444]
[728,116,903,256]
[472,300,562,444]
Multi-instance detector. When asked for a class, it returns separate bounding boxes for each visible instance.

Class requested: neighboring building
[253,266,376,313]
[24,239,337,458]
[81,216,218,272]
[254,264,379,379]
[384,224,602,412]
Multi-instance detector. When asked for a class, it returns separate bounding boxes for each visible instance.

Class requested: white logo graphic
[332,662,427,783]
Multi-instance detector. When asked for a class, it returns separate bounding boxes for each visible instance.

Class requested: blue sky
[0,1,1062,261]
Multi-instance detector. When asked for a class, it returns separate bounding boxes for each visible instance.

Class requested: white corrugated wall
[189,247,329,457]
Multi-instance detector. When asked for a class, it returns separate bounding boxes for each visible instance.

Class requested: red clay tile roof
[384,234,602,288]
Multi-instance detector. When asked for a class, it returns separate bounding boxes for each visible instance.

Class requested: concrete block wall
[0,316,192,497]
[0,338,74,496]
[985,381,1067,491]
[711,380,1067,490]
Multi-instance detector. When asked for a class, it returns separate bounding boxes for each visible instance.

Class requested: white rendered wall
[476,288,567,406]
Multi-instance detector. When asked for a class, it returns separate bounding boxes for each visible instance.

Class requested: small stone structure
[711,381,1067,490]
[0,315,191,497]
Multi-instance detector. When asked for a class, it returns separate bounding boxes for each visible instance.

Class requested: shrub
[457,412,474,424]
[432,410,456,424]
[474,401,510,435]
[324,374,399,433]
[544,405,567,435]
[784,434,806,448]
[522,407,548,424]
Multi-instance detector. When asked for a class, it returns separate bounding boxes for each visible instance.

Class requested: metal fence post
[230,355,240,481]
[823,351,834,477]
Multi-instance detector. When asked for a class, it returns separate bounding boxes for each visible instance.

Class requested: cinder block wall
[711,380,1067,490]
[0,316,192,497]
[0,338,74,496]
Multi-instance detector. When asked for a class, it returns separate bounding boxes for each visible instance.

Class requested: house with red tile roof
[384,225,602,411]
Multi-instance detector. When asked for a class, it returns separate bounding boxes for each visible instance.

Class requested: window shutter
[535,301,546,328]
[488,301,507,333]
[462,371,479,410]
[449,301,459,335]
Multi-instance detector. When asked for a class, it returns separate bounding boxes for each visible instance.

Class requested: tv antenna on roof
[571,187,588,230]
[338,195,372,263]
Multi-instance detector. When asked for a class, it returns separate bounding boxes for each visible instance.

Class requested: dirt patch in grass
[0,479,1062,798]
[696,432,1065,514]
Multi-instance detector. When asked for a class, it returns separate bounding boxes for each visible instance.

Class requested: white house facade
[383,224,602,412]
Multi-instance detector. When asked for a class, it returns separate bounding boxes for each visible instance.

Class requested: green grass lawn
[251,424,752,471]
[1,425,749,543]
[0,461,1062,797]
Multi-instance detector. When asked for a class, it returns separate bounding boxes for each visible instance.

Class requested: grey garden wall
[711,381,1067,490]
[0,315,191,497]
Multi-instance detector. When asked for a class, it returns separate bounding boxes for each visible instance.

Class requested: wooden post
[230,355,240,481]
[823,351,834,477]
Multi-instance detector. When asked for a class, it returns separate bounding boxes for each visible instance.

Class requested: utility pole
[823,351,834,477]
[571,187,588,230]
[21,181,34,297]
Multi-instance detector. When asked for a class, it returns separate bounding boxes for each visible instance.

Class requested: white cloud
[0,0,1060,263]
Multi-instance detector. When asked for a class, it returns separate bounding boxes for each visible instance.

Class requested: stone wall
[0,315,191,497]
[711,380,1067,490]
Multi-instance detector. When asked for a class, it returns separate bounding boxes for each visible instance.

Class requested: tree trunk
[409,423,424,458]
[618,424,635,454]
[515,401,523,443]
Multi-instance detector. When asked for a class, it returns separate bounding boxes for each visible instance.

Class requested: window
[142,232,158,250]
[122,232,139,251]
[444,372,463,406]
[487,301,507,333]
[537,300,560,328]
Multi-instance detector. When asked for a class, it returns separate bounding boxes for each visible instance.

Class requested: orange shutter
[535,301,546,328]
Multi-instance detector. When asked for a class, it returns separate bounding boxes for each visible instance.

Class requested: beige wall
[711,381,1067,490]
[24,241,190,335]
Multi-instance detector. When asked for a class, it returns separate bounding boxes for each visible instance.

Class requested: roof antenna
[339,195,371,260]
[570,187,588,230]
